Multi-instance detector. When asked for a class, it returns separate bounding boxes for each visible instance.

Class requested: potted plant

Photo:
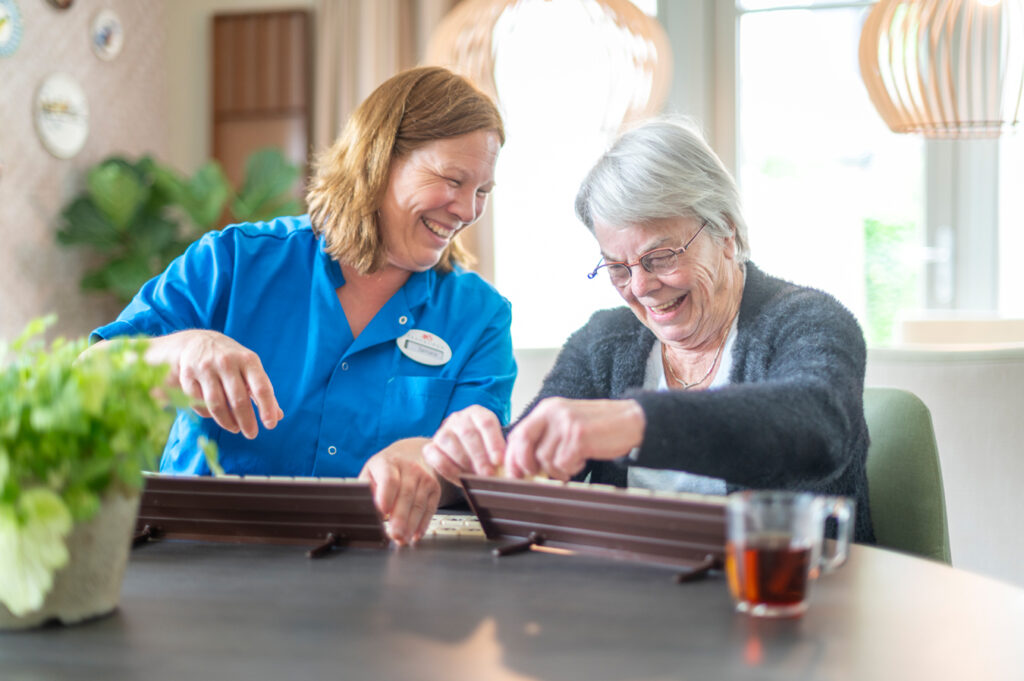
[56,148,302,302]
[0,317,214,629]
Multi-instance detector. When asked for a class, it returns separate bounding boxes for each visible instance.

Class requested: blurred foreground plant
[0,316,217,616]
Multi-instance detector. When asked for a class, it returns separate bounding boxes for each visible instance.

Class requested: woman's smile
[647,294,687,318]
[421,216,458,241]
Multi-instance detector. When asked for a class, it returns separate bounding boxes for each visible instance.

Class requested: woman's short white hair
[575,117,750,262]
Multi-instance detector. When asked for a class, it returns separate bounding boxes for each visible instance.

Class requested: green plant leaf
[151,164,187,205]
[0,319,218,615]
[0,488,72,616]
[56,198,121,251]
[180,162,231,230]
[10,315,55,352]
[0,448,9,489]
[127,212,179,260]
[200,437,224,476]
[87,162,148,232]
[99,256,156,302]
[80,267,113,293]
[57,148,301,301]
[62,485,100,521]
[232,148,301,222]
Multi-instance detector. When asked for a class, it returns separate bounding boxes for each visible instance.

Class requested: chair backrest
[863,387,952,563]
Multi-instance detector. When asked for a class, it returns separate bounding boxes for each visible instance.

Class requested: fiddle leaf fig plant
[57,148,301,303]
[0,316,215,617]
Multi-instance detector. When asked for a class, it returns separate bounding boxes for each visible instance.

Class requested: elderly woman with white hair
[425,118,875,544]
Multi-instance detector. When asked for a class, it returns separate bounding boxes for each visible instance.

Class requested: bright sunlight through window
[491,0,658,349]
[737,3,925,345]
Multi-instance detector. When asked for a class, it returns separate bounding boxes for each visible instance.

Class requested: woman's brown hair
[306,66,505,274]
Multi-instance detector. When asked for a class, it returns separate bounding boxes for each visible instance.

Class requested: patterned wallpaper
[0,0,168,341]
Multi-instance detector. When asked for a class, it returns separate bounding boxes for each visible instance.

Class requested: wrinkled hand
[144,329,283,439]
[505,398,646,480]
[423,405,506,483]
[360,438,442,545]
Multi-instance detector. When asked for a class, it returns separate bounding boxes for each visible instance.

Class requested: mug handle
[819,497,855,574]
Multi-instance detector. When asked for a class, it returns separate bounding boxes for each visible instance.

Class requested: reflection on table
[3,529,1024,681]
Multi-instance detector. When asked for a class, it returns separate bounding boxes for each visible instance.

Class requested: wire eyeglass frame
[587,219,709,287]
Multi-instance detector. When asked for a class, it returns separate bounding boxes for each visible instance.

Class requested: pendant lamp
[425,0,671,128]
[859,0,1024,138]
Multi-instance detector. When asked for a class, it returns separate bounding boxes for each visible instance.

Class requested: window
[1000,133,1024,316]
[721,0,1014,345]
[735,0,925,344]
[490,0,660,349]
[485,0,1010,347]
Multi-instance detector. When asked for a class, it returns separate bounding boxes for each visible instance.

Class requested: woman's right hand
[141,330,283,438]
[423,405,506,483]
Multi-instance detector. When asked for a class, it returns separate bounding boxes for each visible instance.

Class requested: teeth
[423,218,455,239]
[651,297,683,312]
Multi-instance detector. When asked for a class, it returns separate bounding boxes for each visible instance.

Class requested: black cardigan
[518,262,875,544]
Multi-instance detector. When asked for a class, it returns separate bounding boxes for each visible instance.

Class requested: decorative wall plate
[0,0,23,58]
[34,73,90,159]
[90,9,122,61]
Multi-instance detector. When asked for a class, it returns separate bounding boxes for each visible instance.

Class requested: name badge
[397,329,452,366]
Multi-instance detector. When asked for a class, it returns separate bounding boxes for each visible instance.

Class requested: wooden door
[211,10,311,196]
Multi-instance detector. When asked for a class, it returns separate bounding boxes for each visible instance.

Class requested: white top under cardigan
[626,316,738,495]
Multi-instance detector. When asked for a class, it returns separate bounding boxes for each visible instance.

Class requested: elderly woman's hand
[360,438,444,545]
[423,405,506,482]
[142,329,283,438]
[505,398,646,480]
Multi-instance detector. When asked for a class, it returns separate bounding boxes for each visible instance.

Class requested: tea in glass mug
[725,490,854,618]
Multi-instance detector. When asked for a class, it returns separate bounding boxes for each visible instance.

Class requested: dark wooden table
[3,535,1023,680]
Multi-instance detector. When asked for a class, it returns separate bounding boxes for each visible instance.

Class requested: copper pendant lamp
[425,0,672,128]
[859,0,1024,138]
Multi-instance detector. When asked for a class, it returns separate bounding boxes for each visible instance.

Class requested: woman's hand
[141,330,283,438]
[360,438,448,545]
[423,405,506,483]
[505,398,646,480]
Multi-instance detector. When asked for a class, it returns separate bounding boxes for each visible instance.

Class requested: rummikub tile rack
[460,475,727,574]
[133,474,388,556]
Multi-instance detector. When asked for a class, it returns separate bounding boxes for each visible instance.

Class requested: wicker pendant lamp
[425,0,672,128]
[859,0,1024,138]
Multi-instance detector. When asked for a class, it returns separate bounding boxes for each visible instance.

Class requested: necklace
[662,335,728,390]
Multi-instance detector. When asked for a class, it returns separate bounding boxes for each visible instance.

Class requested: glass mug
[725,490,854,618]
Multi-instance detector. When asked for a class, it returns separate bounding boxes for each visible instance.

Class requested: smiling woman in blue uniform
[90,67,515,545]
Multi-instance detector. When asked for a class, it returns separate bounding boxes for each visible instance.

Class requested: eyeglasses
[587,220,708,287]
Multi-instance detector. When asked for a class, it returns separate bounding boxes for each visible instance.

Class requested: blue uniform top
[91,215,516,477]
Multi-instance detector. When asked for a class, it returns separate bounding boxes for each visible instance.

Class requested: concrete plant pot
[0,490,141,630]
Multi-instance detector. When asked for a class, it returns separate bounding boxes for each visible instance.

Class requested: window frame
[660,0,1002,318]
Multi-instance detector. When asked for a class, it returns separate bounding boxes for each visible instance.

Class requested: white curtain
[312,0,460,151]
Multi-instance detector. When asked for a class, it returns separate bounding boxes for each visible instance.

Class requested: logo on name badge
[396,329,452,366]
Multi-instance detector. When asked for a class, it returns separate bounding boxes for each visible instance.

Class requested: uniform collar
[317,235,435,309]
[345,269,435,357]
[317,236,440,356]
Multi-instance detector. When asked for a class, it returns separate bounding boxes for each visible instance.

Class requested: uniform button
[399,315,408,325]
[328,445,337,456]
[341,362,349,371]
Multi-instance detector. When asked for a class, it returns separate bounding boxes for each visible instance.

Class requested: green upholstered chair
[863,387,952,564]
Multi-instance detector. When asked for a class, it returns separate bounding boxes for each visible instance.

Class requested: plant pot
[0,489,141,630]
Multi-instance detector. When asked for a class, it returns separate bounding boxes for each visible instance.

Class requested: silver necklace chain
[663,335,728,390]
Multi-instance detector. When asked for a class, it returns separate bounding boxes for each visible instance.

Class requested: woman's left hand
[359,438,444,545]
[505,398,647,480]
